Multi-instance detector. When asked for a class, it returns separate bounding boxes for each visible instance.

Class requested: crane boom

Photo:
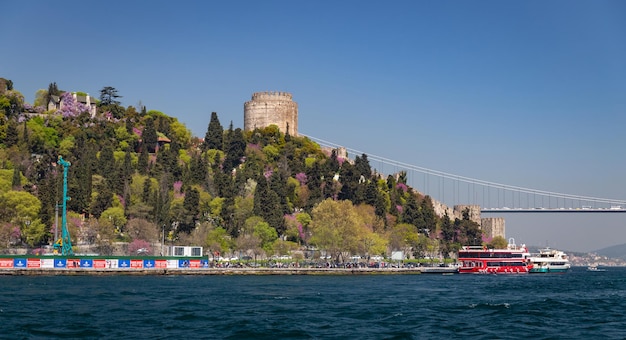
[55,156,73,256]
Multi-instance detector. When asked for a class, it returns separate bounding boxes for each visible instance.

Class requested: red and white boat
[457,238,532,274]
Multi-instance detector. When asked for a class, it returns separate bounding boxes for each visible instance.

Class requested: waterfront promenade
[0,266,457,275]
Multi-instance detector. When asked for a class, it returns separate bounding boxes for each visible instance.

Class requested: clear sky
[3,0,625,252]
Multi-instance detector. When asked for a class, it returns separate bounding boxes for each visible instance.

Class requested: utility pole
[54,201,58,244]
[161,225,165,256]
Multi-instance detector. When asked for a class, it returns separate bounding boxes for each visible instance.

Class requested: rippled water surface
[1,267,625,339]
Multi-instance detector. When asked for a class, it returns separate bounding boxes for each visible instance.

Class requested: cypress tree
[68,141,94,216]
[152,173,171,227]
[98,144,115,179]
[142,177,152,203]
[11,167,21,190]
[179,186,200,233]
[338,162,359,202]
[189,153,207,185]
[402,193,422,227]
[253,176,284,234]
[305,162,323,209]
[122,149,133,183]
[138,146,149,175]
[419,196,437,232]
[22,120,29,149]
[202,112,223,151]
[363,180,379,207]
[354,154,372,179]
[223,127,246,173]
[141,117,157,153]
[5,118,18,147]
[125,117,133,135]
[91,184,113,219]
[269,171,290,215]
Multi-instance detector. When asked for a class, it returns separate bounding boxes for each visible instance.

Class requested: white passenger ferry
[528,248,570,273]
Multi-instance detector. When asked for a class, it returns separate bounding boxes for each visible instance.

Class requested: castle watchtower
[244,91,298,136]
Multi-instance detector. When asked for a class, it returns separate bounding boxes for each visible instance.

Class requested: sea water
[0,267,624,339]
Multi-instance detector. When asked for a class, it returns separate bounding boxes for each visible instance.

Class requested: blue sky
[3,1,625,252]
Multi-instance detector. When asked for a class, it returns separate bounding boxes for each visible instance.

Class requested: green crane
[54,156,73,256]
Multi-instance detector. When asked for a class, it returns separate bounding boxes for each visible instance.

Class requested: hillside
[0,79,486,259]
[595,243,626,261]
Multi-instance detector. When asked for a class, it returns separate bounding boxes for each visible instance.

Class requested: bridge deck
[481,208,626,213]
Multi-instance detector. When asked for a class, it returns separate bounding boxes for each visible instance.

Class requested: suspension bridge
[302,134,626,214]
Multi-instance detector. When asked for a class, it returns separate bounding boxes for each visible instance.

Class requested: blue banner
[178,259,190,268]
[54,259,67,268]
[143,259,155,268]
[118,259,131,268]
[80,259,93,268]
[13,258,27,268]
[200,259,209,268]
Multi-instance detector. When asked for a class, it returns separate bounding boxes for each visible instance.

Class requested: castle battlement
[250,91,293,101]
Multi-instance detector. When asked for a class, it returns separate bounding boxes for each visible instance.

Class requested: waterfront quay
[0,266,460,276]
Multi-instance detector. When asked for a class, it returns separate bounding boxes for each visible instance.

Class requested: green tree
[488,236,508,249]
[141,117,158,153]
[98,144,115,180]
[252,221,278,253]
[253,176,284,233]
[309,199,364,261]
[206,226,231,257]
[91,184,113,219]
[141,177,152,203]
[23,219,47,247]
[5,118,18,147]
[0,190,41,229]
[46,82,60,105]
[222,126,246,173]
[122,149,133,183]
[99,86,122,106]
[202,112,223,151]
[179,186,200,233]
[189,153,207,185]
[138,146,149,174]
[401,193,422,227]
[388,223,420,257]
[354,153,372,179]
[11,167,21,190]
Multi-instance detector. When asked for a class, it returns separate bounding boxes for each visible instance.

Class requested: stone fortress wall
[242,91,505,240]
[244,91,298,136]
[430,201,506,239]
[480,217,506,240]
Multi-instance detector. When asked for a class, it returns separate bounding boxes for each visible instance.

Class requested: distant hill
[594,244,626,261]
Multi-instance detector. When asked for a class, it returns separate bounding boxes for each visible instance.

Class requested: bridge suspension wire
[300,133,626,206]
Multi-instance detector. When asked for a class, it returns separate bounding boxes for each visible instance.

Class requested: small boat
[457,238,532,274]
[587,265,606,272]
[528,248,571,273]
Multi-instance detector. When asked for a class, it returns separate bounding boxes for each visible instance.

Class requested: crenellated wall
[244,91,298,136]
[430,201,506,239]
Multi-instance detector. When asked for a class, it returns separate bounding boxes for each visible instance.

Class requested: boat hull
[529,266,570,273]
[459,264,532,274]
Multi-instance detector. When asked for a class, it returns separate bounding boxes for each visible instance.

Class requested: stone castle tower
[481,217,506,240]
[244,91,298,136]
